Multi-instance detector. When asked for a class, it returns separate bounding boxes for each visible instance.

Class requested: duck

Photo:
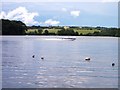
[32,55,35,58]
[112,63,115,66]
[41,57,44,60]
[85,57,90,61]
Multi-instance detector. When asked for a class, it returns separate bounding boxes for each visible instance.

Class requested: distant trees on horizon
[57,28,79,36]
[1,19,120,37]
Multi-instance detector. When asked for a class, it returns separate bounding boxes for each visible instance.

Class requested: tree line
[26,28,120,37]
[1,19,120,37]
[1,19,27,35]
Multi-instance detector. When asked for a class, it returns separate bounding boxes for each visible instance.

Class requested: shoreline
[0,35,119,37]
[0,35,118,39]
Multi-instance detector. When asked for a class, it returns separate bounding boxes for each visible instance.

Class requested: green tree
[75,31,79,36]
[57,28,77,36]
[43,30,49,35]
[93,31,100,36]
[80,33,83,36]
[1,19,27,35]
[38,28,43,35]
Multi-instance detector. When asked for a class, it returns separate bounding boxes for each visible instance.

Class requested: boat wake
[41,37,76,41]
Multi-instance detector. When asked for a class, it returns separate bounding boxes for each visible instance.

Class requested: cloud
[0,11,6,19]
[1,0,86,2]
[70,10,80,17]
[0,7,40,25]
[102,0,119,2]
[44,19,60,25]
[62,8,67,12]
[1,0,119,2]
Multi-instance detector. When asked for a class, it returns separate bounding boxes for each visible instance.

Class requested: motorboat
[43,37,76,41]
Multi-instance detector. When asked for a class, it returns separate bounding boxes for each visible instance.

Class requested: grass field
[43,29,61,34]
[74,29,101,34]
[26,29,60,34]
[25,29,39,33]
[26,28,101,35]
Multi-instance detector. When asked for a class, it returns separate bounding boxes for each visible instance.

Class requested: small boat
[43,37,76,41]
[61,38,76,41]
[61,36,76,41]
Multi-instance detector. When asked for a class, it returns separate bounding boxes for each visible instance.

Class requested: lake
[1,36,118,88]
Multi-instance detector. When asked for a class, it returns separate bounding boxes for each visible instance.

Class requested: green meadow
[26,28,101,35]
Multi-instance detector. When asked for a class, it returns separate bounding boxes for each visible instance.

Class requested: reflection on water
[2,36,118,88]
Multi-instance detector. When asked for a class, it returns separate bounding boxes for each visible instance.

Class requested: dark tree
[75,31,79,36]
[43,30,49,35]
[57,28,77,36]
[80,33,83,36]
[1,19,27,35]
[93,31,100,36]
[38,28,43,35]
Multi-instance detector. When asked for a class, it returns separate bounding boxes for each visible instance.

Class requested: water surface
[2,36,118,88]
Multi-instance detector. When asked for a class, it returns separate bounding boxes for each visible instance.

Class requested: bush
[57,28,78,36]
[43,30,49,35]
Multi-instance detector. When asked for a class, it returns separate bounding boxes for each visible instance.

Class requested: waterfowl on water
[85,57,90,61]
[32,55,35,58]
[112,63,115,66]
[41,57,44,60]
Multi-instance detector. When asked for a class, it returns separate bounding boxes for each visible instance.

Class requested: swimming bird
[41,57,44,60]
[32,55,35,58]
[85,57,90,61]
[112,63,115,66]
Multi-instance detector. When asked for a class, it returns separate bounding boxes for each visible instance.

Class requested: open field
[74,29,101,34]
[43,29,61,34]
[25,29,39,33]
[26,29,60,34]
[26,28,101,35]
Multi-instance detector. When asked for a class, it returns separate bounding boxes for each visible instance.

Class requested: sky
[0,0,119,27]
